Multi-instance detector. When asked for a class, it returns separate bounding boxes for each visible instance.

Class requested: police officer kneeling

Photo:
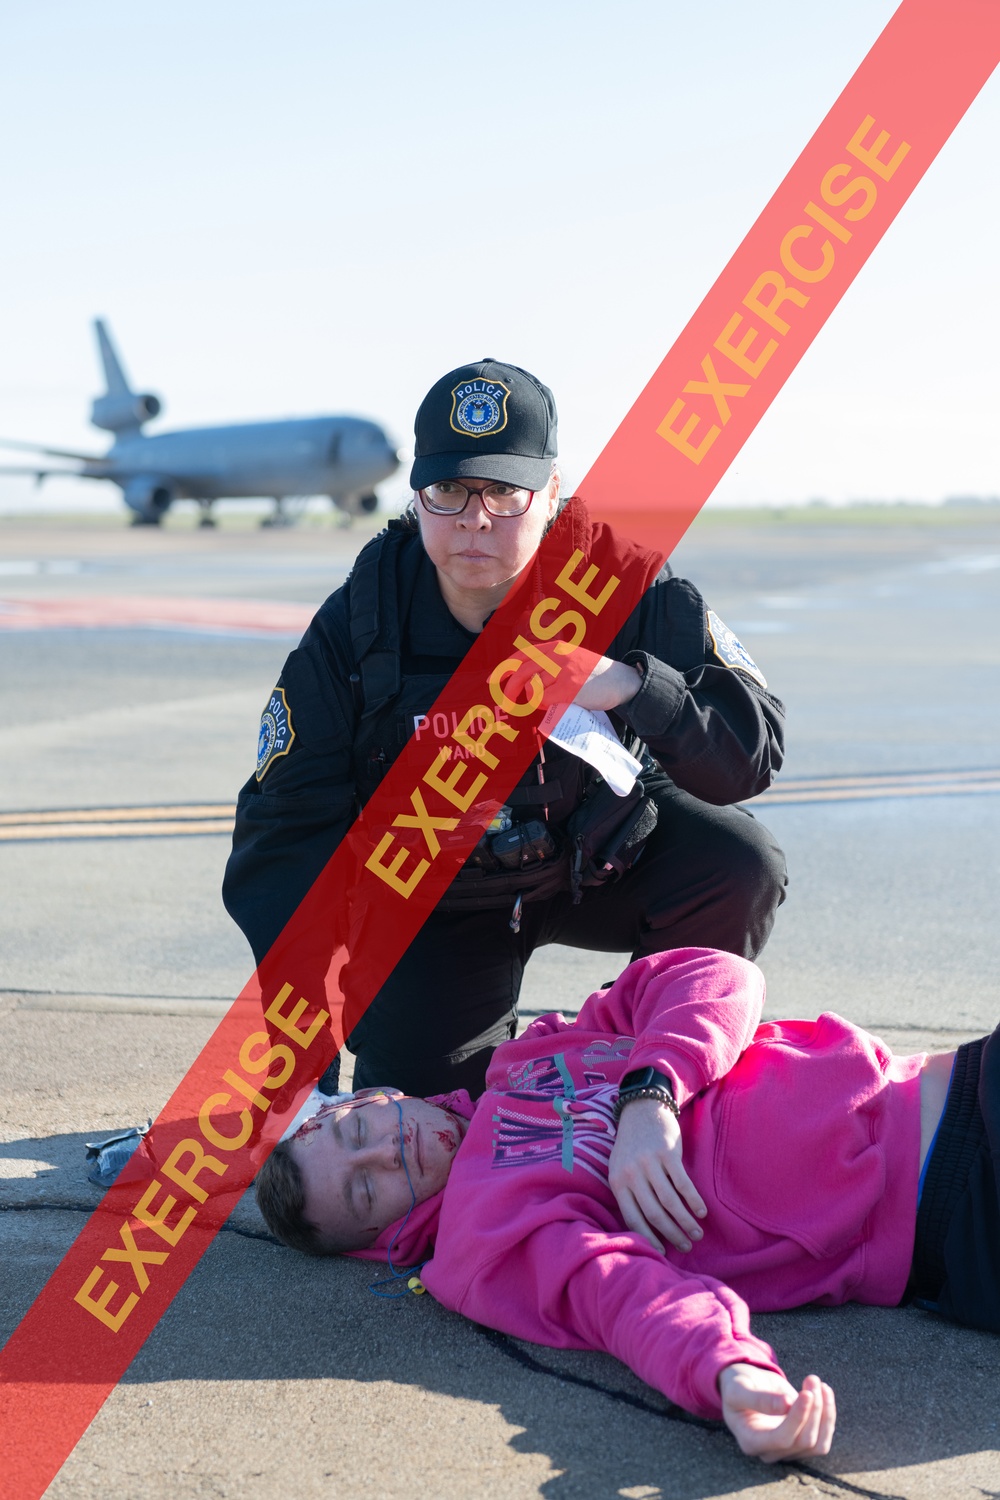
[223,360,788,1098]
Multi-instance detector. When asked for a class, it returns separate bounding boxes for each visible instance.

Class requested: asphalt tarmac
[1,506,999,1498]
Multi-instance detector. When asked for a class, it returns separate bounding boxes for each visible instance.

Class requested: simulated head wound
[279,1087,355,1143]
[409,358,558,493]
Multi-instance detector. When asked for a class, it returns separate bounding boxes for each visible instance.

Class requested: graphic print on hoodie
[492,1044,636,1181]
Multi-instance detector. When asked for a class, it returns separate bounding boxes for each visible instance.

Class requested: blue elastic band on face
[368,1096,425,1299]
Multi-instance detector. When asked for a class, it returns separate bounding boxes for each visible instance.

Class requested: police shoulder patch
[706,609,767,688]
[256,685,295,781]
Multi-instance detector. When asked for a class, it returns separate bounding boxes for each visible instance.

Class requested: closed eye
[355,1115,374,1210]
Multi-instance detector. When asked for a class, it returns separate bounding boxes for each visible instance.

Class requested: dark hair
[255,1142,344,1257]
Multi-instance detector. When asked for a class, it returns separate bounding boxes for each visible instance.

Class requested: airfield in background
[2,496,998,1029]
[2,501,999,1498]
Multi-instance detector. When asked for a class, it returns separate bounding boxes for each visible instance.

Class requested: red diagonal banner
[2,2,998,1495]
[584,0,998,544]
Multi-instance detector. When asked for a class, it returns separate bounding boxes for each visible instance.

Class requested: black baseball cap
[409,359,558,492]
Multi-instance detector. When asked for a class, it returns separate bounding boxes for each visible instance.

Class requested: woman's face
[417,473,560,610]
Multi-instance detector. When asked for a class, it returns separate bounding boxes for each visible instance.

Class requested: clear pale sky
[0,0,996,513]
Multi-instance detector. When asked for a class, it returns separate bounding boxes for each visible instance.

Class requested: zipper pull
[536,730,549,822]
[509,893,523,934]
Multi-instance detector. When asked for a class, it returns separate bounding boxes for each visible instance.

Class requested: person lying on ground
[255,947,997,1463]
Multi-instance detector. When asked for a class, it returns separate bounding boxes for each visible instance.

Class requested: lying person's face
[288,1088,467,1250]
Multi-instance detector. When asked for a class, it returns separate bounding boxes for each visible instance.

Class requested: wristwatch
[621,651,648,703]
[613,1066,679,1121]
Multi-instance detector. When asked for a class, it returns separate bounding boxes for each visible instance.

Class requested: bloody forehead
[292,1096,366,1141]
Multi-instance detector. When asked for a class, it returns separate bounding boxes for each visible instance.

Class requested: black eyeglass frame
[417,481,537,518]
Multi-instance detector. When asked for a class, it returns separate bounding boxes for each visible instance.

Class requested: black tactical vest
[346,521,626,910]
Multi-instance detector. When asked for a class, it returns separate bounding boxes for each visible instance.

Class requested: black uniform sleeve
[611,573,785,806]
[222,590,359,964]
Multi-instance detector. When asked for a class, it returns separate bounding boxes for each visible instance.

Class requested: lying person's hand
[608,1096,706,1253]
[718,1364,836,1462]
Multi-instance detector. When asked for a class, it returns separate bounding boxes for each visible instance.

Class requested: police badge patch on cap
[256,686,295,781]
[706,609,767,688]
[449,378,509,438]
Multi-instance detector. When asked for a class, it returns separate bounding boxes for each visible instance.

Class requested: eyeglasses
[418,481,535,518]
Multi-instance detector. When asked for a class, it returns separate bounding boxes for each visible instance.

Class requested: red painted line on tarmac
[2,5,998,1496]
[0,595,315,634]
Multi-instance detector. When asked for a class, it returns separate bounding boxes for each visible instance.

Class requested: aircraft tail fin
[89,320,163,433]
[94,319,132,396]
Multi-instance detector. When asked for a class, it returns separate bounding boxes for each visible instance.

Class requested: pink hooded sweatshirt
[352,947,924,1420]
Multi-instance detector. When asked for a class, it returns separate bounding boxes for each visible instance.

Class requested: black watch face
[621,1066,673,1096]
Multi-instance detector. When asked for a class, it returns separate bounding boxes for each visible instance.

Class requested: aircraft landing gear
[329,492,378,527]
[125,483,172,526]
[197,499,217,528]
[261,497,292,528]
[261,496,308,528]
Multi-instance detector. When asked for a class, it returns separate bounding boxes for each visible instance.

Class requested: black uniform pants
[345,784,787,1098]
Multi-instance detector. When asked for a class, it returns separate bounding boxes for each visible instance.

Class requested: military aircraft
[0,320,401,526]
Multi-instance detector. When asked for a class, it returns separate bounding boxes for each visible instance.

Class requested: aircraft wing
[0,464,91,479]
[0,437,107,462]
[0,463,175,482]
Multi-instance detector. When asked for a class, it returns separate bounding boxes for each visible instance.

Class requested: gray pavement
[1,507,999,1497]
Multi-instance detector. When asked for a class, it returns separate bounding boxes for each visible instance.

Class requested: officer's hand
[571,653,644,711]
[718,1365,837,1462]
[498,649,641,715]
[608,1097,706,1253]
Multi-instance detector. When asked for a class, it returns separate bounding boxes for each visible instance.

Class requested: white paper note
[540,704,643,796]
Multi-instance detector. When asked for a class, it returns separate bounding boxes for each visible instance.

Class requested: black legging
[908,1022,1000,1334]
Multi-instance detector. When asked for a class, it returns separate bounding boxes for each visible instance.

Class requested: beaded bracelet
[613,1085,680,1121]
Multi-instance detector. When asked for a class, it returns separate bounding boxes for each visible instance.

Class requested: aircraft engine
[90,391,162,433]
[122,475,174,524]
